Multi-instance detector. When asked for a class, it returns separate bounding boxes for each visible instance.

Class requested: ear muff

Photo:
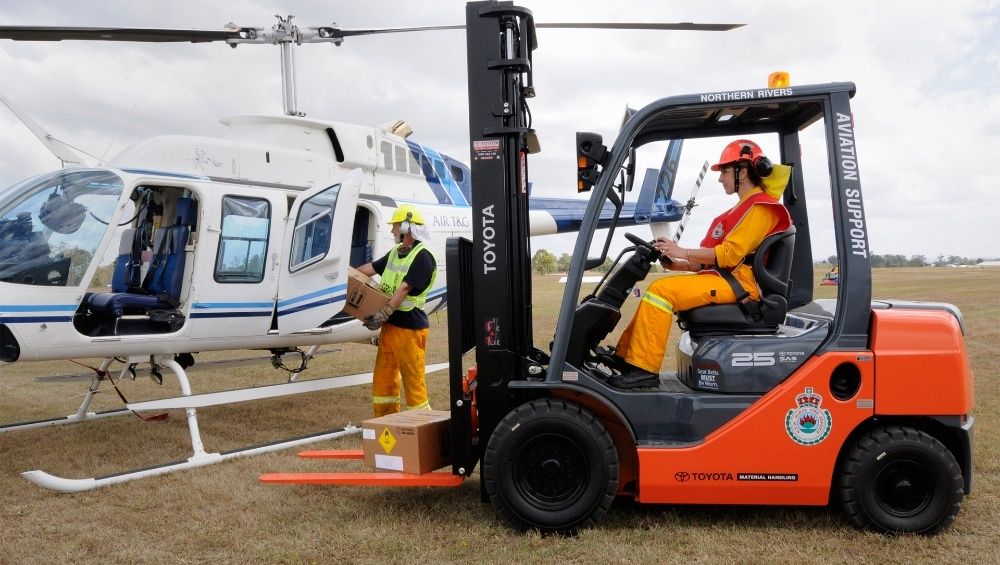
[399,212,412,235]
[738,144,774,177]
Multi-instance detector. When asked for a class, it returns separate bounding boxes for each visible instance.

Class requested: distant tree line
[531,248,664,275]
[824,254,993,268]
[531,248,995,276]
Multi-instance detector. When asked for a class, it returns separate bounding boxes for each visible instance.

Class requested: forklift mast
[448,1,539,476]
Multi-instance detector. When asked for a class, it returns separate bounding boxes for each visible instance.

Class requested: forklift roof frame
[548,82,873,383]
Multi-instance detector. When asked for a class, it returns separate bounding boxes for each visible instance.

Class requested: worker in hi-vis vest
[356,204,438,416]
[614,140,792,387]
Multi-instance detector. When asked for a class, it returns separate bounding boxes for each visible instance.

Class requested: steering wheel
[624,232,670,265]
[624,232,655,252]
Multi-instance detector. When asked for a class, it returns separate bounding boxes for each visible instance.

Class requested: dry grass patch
[1,267,997,562]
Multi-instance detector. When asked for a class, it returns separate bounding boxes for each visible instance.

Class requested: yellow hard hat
[387,204,426,225]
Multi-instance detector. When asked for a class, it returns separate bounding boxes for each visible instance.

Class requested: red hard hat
[710,139,765,171]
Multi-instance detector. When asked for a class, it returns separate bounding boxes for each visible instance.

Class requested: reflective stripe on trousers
[616,272,739,373]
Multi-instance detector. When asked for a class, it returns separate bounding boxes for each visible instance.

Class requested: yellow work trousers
[372,323,431,417]
[616,272,740,373]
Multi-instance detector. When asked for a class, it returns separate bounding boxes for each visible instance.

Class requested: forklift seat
[677,227,796,338]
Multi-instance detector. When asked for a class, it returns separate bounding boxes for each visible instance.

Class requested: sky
[0,0,997,261]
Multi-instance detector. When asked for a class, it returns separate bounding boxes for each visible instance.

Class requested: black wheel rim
[874,458,934,517]
[512,432,589,511]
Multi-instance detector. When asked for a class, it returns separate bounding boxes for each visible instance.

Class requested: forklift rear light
[576,132,607,192]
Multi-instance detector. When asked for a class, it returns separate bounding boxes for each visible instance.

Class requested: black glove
[363,303,396,331]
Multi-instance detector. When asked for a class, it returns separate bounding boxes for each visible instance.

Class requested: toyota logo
[674,471,690,482]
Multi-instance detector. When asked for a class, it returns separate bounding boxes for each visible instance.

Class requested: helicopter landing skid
[17,357,449,491]
[23,425,360,493]
[14,357,453,492]
[0,358,129,433]
[18,352,367,493]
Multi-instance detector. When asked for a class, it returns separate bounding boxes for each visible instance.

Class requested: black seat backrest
[675,226,796,337]
[110,228,139,292]
[148,198,197,298]
[753,226,796,305]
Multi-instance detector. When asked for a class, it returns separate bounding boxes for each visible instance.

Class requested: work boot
[606,364,659,389]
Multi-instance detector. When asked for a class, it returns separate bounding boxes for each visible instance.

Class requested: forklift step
[259,471,464,487]
[297,449,363,459]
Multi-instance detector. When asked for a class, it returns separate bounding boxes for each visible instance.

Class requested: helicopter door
[276,169,362,334]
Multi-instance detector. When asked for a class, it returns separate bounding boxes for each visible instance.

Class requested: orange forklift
[263,1,974,535]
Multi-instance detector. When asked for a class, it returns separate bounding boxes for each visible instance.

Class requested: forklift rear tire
[483,398,619,534]
[838,425,964,535]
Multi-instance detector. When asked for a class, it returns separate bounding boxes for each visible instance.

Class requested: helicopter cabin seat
[84,197,197,332]
[676,226,796,339]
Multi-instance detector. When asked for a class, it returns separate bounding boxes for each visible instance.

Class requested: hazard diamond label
[378,427,396,453]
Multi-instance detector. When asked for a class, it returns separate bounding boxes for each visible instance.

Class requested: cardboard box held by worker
[362,410,452,474]
[343,266,391,321]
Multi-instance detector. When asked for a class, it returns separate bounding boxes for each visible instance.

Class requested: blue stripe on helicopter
[406,142,467,206]
[192,302,274,309]
[421,146,468,206]
[189,311,273,319]
[0,304,77,312]
[276,284,348,309]
[0,315,73,323]
[277,294,346,317]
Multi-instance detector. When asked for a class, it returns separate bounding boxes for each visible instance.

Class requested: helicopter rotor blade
[315,24,465,40]
[316,21,741,40]
[0,19,742,45]
[0,25,255,43]
[537,22,742,31]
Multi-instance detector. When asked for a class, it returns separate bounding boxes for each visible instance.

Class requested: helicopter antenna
[99,103,137,165]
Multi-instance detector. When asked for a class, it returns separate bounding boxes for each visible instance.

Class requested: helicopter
[0,7,740,491]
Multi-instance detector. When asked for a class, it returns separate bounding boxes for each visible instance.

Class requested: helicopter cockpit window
[0,169,124,287]
[215,196,271,283]
[289,184,340,272]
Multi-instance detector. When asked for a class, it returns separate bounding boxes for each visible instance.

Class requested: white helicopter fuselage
[0,114,486,362]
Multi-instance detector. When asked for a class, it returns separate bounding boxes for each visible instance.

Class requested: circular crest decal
[785,387,832,445]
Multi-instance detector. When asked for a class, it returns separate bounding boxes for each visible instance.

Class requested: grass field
[1,267,997,563]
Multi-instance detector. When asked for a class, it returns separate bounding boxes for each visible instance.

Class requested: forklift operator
[356,204,438,416]
[615,140,791,384]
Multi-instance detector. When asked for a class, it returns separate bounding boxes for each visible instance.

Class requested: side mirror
[576,132,607,192]
[625,147,637,192]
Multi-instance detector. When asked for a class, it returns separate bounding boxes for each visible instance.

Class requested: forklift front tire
[838,425,964,535]
[483,398,619,534]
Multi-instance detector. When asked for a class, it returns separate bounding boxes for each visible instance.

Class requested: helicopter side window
[289,184,340,272]
[214,196,271,283]
[0,169,124,287]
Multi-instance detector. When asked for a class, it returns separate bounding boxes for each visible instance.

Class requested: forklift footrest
[297,449,363,459]
[259,471,464,487]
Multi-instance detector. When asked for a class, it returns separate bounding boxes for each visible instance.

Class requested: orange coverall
[616,188,786,373]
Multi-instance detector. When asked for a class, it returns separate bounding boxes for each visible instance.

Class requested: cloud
[0,0,996,259]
